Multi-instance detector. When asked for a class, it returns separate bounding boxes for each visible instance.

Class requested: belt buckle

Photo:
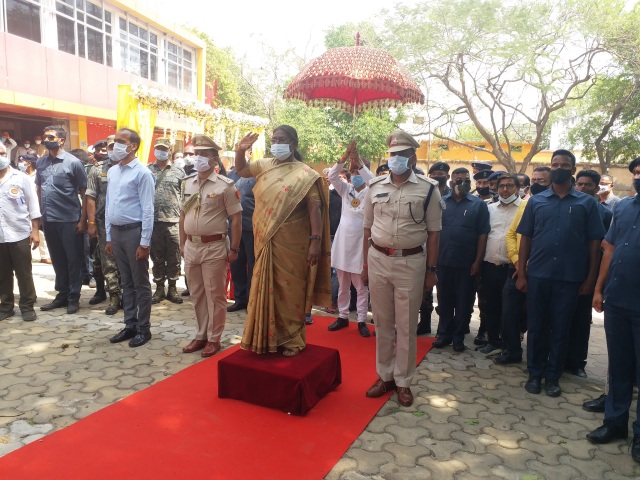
[191,235,202,243]
[388,248,396,256]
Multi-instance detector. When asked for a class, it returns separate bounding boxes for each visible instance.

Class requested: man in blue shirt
[35,126,87,314]
[587,157,640,462]
[434,167,490,352]
[105,128,156,348]
[516,150,606,397]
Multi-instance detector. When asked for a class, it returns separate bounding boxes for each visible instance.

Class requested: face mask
[634,178,640,195]
[352,175,365,188]
[500,193,518,204]
[271,143,292,161]
[174,158,185,169]
[477,186,490,196]
[455,179,471,196]
[111,142,130,162]
[550,168,572,184]
[598,185,611,194]
[193,155,211,172]
[35,140,42,145]
[387,155,410,175]
[434,176,448,186]
[519,188,526,198]
[18,163,27,172]
[489,188,498,196]
[44,140,60,151]
[530,183,549,195]
[155,149,169,162]
[24,143,30,148]
[0,156,9,170]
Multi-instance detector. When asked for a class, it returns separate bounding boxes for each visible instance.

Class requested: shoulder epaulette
[416,174,438,187]
[368,176,386,186]
[219,175,234,184]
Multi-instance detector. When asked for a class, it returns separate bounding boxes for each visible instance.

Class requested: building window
[6,0,41,43]
[438,144,449,151]
[55,0,112,66]
[119,16,157,81]
[511,145,523,152]
[165,40,195,93]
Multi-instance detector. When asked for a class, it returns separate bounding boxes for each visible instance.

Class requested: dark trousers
[501,267,526,358]
[111,225,151,333]
[526,277,580,380]
[480,262,510,345]
[604,304,640,436]
[229,230,255,305]
[436,266,475,343]
[44,221,84,303]
[566,294,593,370]
[0,238,37,313]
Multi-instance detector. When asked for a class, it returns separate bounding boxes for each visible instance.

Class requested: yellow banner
[117,85,157,165]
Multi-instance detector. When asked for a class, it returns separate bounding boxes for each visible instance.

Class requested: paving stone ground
[0,262,637,479]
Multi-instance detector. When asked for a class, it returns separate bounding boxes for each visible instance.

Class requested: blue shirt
[228,174,256,232]
[105,158,155,246]
[438,193,490,268]
[597,201,613,231]
[603,195,640,313]
[517,186,606,282]
[35,150,87,222]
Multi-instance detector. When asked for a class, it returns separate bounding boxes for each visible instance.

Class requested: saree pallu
[241,161,331,354]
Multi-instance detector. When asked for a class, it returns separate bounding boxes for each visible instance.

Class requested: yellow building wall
[416,140,534,162]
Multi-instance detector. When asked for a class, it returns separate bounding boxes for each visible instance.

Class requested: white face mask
[270,143,291,161]
[0,156,9,170]
[111,142,130,162]
[598,185,611,194]
[387,155,410,175]
[519,188,526,198]
[154,149,169,162]
[193,155,211,172]
[174,157,185,169]
[500,192,518,205]
[24,143,30,148]
[35,140,42,145]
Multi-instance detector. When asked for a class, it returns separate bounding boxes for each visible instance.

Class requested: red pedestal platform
[218,344,342,416]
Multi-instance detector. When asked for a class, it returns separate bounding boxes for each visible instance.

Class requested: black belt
[111,222,142,231]
[371,242,423,257]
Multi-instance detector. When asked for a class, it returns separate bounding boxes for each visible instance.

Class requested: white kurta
[329,162,375,274]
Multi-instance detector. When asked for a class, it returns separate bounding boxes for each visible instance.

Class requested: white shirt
[0,168,41,243]
[328,162,375,273]
[484,196,522,265]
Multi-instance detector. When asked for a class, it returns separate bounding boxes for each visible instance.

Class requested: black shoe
[227,302,247,313]
[0,310,15,321]
[433,338,452,348]
[417,321,431,336]
[473,332,488,346]
[493,351,522,365]
[568,367,587,378]
[66,303,80,314]
[105,294,121,315]
[40,299,68,311]
[586,423,628,444]
[181,289,190,297]
[129,331,152,348]
[453,342,466,352]
[632,436,640,462]
[110,328,137,344]
[544,379,562,397]
[583,394,606,413]
[21,311,37,322]
[524,376,542,394]
[358,322,371,337]
[328,317,349,331]
[89,291,107,305]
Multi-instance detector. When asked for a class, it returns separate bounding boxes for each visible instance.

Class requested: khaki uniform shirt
[148,163,185,223]
[86,161,114,222]
[363,172,442,249]
[182,171,242,236]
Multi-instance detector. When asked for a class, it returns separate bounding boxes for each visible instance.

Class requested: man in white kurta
[327,150,375,337]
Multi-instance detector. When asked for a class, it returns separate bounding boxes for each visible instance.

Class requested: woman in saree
[234,125,331,356]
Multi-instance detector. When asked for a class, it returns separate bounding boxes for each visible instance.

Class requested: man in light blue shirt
[105,128,155,348]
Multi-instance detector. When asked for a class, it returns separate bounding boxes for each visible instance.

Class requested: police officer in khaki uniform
[179,135,242,357]
[148,137,185,304]
[362,130,442,407]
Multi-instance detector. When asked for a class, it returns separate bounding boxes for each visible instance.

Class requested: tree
[381,0,612,172]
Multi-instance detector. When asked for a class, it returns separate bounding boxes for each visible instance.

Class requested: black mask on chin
[530,183,549,195]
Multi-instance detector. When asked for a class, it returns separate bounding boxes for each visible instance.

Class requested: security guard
[86,135,122,315]
[179,134,242,357]
[363,130,442,407]
[148,138,185,304]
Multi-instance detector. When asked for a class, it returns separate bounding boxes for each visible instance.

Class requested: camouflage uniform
[86,160,122,296]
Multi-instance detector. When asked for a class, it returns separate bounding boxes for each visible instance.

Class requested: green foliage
[324,22,384,49]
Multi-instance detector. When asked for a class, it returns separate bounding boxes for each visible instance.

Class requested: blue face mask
[352,175,365,188]
[155,149,169,162]
[18,163,27,172]
[270,143,292,161]
[387,155,409,175]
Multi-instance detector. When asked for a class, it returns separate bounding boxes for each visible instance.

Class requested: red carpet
[0,316,434,480]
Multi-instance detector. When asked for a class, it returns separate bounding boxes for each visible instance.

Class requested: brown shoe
[182,339,207,353]
[396,387,414,407]
[366,378,397,398]
[201,341,221,357]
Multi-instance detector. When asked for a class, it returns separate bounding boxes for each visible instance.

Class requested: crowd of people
[1,125,640,461]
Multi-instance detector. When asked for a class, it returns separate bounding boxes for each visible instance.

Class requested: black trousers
[480,261,510,345]
[229,230,255,305]
[501,267,526,358]
[44,221,84,303]
[0,238,37,313]
[566,294,593,370]
[436,266,475,343]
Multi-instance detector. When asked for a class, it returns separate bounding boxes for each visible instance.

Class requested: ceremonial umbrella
[283,39,424,115]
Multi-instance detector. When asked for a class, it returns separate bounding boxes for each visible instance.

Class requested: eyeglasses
[498,183,516,189]
[43,135,57,141]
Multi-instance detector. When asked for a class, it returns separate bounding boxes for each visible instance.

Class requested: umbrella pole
[352,91,357,138]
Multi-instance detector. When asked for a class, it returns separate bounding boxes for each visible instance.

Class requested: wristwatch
[427,265,438,273]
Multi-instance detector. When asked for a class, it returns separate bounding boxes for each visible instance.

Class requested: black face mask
[477,186,490,196]
[634,178,640,195]
[550,168,573,184]
[44,140,60,151]
[455,179,471,196]
[530,183,549,195]
[434,176,447,186]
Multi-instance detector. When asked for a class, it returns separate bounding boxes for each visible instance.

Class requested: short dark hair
[552,149,576,167]
[497,173,520,189]
[451,167,469,176]
[533,166,551,173]
[273,125,302,161]
[576,169,601,185]
[628,157,640,173]
[517,173,530,187]
[70,148,90,164]
[43,125,67,140]
[601,174,614,183]
[341,169,351,180]
[118,128,141,153]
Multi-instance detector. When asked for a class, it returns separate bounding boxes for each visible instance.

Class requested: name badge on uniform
[374,192,389,198]
[350,198,361,208]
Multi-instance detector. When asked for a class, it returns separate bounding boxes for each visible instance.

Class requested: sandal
[283,348,302,357]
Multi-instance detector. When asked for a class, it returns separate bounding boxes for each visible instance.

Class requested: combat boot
[152,281,166,304]
[166,281,183,304]
[105,293,121,315]
[89,276,107,305]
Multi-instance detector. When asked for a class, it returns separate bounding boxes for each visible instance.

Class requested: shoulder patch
[416,174,438,187]
[218,175,233,184]
[369,176,386,186]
